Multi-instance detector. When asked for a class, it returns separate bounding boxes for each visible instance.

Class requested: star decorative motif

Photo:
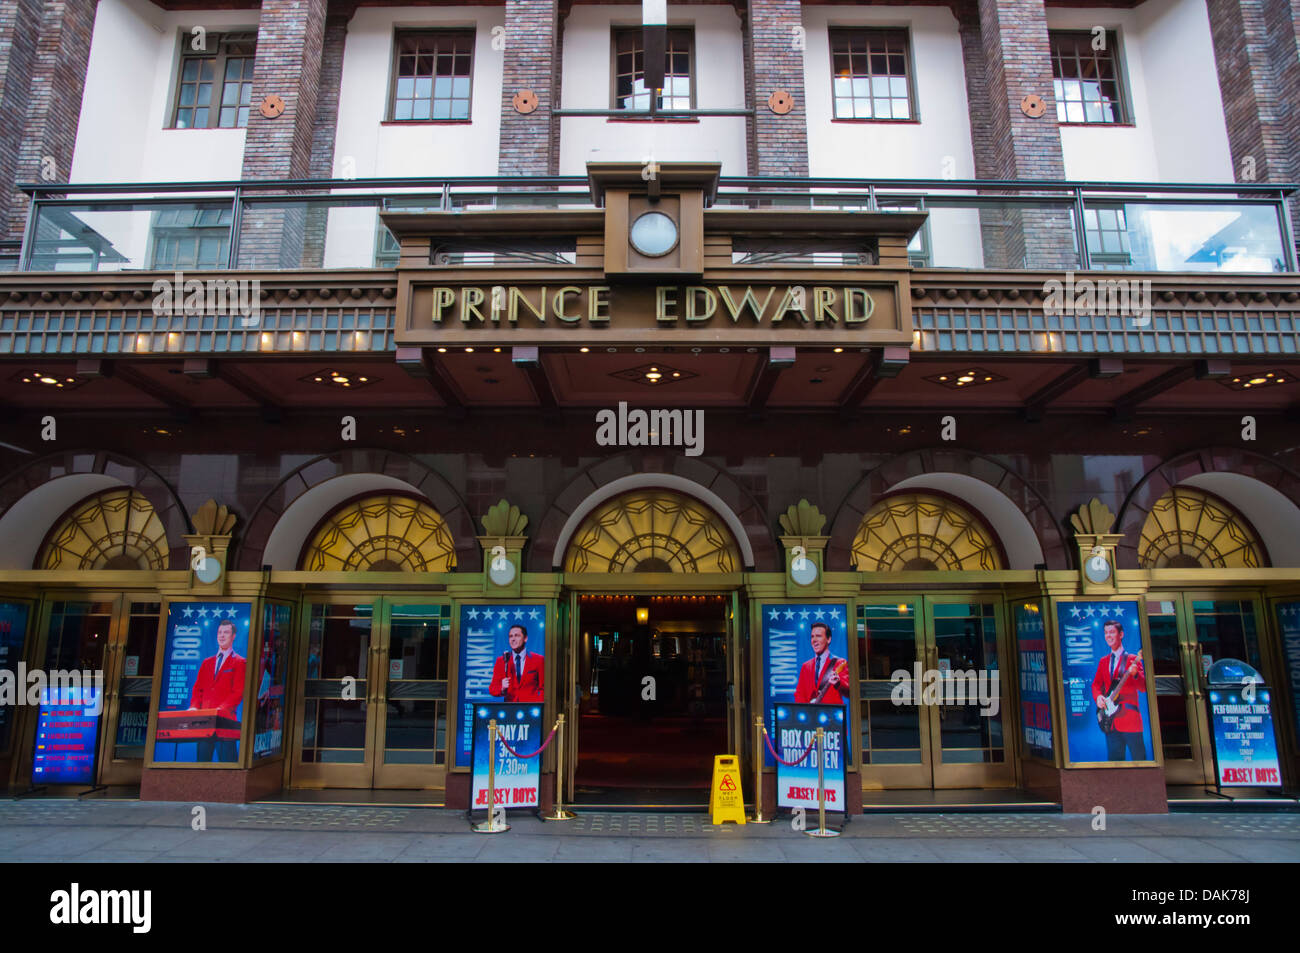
[768,608,780,621]
[829,607,843,620]
[783,609,795,620]
[813,608,826,620]
[799,609,811,619]
[197,607,209,618]
[182,606,193,618]
[528,608,541,620]
[467,608,479,620]
[1085,606,1096,617]
[1069,605,1082,619]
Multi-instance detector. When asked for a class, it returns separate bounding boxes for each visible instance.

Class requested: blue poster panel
[153,602,251,763]
[32,683,101,784]
[1274,602,1300,741]
[774,703,847,811]
[471,702,544,810]
[456,604,546,768]
[1015,602,1054,760]
[1209,684,1282,787]
[254,603,291,760]
[761,603,849,766]
[0,601,30,752]
[1055,600,1153,764]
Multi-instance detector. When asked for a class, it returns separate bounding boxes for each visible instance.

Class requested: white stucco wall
[1050,1,1232,184]
[325,7,505,267]
[557,5,748,174]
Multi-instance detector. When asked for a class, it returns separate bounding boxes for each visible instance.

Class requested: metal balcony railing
[13,175,1299,274]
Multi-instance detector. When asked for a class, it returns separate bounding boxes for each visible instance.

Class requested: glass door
[292,601,377,787]
[923,599,1013,788]
[30,596,160,788]
[857,597,1012,790]
[1148,593,1269,787]
[291,599,452,789]
[371,602,450,788]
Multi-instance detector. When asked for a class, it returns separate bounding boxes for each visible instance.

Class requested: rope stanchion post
[751,715,770,823]
[544,714,575,821]
[472,719,510,834]
[806,725,840,838]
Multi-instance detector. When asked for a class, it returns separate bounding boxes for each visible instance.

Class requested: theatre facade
[1,163,1299,814]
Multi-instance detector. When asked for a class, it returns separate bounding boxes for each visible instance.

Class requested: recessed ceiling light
[437,347,447,353]
[833,347,843,353]
[580,347,589,353]
[465,347,474,353]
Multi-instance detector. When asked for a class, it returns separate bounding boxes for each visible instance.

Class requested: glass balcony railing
[15,176,1298,274]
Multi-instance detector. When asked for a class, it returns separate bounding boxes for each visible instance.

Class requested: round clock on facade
[790,556,818,586]
[629,211,678,257]
[194,555,223,584]
[488,555,517,586]
[1085,549,1112,584]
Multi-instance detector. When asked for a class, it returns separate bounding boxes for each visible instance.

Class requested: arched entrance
[558,487,745,806]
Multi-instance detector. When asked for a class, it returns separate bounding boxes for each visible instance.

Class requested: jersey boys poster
[1015,602,1054,760]
[1208,685,1282,787]
[471,703,543,809]
[775,703,847,810]
[761,603,849,766]
[456,604,546,768]
[153,601,251,764]
[1054,600,1153,764]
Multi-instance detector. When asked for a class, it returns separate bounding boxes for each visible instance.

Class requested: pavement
[1,799,1299,862]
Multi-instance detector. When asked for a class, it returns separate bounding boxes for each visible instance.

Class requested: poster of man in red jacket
[1091,619,1147,761]
[794,621,849,705]
[489,623,545,703]
[188,619,246,762]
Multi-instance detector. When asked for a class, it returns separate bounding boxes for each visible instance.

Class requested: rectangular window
[613,27,694,111]
[149,206,234,270]
[391,30,475,121]
[1050,30,1127,124]
[171,32,256,129]
[829,28,914,120]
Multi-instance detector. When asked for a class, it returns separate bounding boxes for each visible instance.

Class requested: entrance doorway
[1148,592,1271,788]
[289,598,450,789]
[570,594,730,804]
[26,595,160,789]
[857,597,1014,789]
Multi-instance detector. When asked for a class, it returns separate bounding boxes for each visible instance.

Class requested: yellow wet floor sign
[709,755,746,825]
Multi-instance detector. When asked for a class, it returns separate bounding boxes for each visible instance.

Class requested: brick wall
[302,13,350,267]
[5,0,95,242]
[1206,0,1300,262]
[239,0,329,269]
[746,0,808,176]
[498,0,560,179]
[0,0,41,241]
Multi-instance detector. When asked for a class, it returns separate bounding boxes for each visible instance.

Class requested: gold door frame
[370,596,451,790]
[922,593,1017,790]
[99,594,164,786]
[856,595,931,789]
[288,594,382,789]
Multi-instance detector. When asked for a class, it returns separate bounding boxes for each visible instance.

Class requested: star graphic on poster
[499,608,511,620]
[768,608,780,621]
[528,608,540,620]
[1069,605,1081,618]
[1085,605,1096,617]
[813,608,825,620]
[467,607,479,620]
[799,609,811,619]
[197,607,209,618]
[182,606,193,618]
[829,607,842,620]
[783,609,795,620]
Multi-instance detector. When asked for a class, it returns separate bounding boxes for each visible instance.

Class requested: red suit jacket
[794,655,849,705]
[490,651,544,703]
[1091,650,1145,733]
[189,652,246,718]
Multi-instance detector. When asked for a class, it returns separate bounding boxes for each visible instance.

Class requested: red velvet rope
[495,723,559,760]
[762,727,816,767]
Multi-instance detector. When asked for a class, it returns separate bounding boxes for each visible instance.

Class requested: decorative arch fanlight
[37,487,170,571]
[1137,486,1267,569]
[850,492,1004,571]
[562,489,742,573]
[299,494,457,572]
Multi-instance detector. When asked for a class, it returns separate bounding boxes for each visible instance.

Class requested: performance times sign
[1208,687,1281,787]
[471,703,543,809]
[774,703,846,811]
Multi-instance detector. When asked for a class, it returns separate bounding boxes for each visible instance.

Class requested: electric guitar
[1096,652,1141,733]
[811,657,848,703]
